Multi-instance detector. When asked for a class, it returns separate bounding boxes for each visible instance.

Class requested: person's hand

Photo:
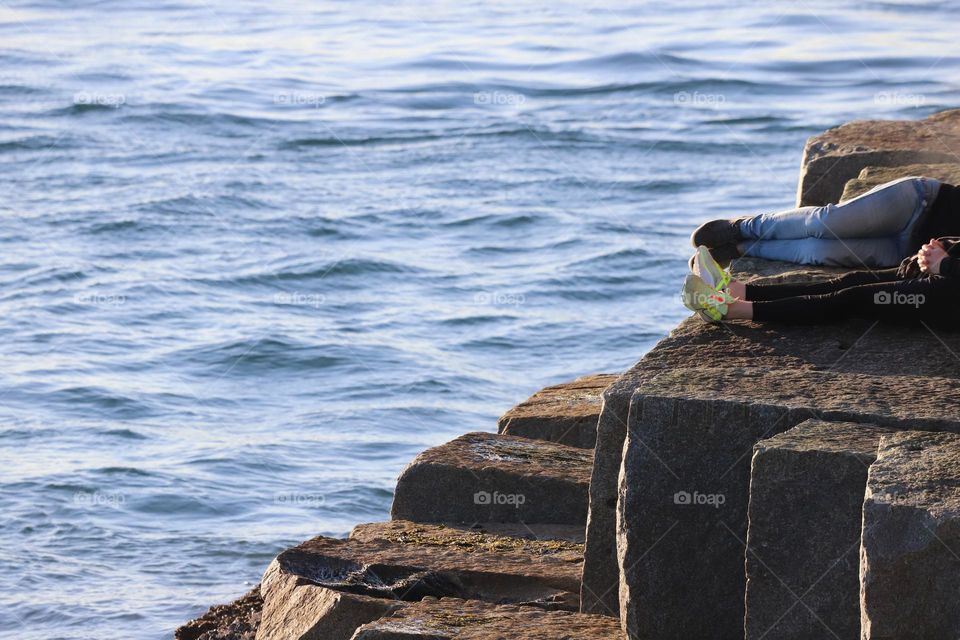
[918,239,948,275]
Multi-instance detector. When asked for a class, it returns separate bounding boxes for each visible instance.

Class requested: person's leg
[747,276,956,324]
[738,176,932,241]
[740,237,905,267]
[742,269,899,301]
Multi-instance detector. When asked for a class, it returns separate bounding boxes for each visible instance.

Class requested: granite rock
[840,162,960,202]
[257,573,399,640]
[616,366,960,639]
[257,521,584,640]
[349,520,585,545]
[580,261,960,617]
[391,432,592,526]
[860,431,960,639]
[796,109,960,206]
[745,420,889,640]
[497,373,617,449]
[349,597,624,640]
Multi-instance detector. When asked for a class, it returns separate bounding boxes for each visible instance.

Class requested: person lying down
[681,175,960,326]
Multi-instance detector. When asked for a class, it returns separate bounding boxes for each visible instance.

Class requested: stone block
[860,431,960,639]
[616,367,960,639]
[497,373,616,449]
[840,163,960,202]
[257,521,584,640]
[796,109,960,206]
[391,432,592,526]
[349,597,623,639]
[745,419,889,640]
[350,520,585,545]
[257,573,398,640]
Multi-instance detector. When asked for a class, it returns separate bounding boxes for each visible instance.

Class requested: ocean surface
[1,1,958,637]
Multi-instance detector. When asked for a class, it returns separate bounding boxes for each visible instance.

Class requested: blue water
[1,1,958,637]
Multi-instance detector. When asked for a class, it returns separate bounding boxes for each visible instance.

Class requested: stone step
[496,373,617,449]
[840,162,960,202]
[349,520,585,545]
[257,520,585,640]
[744,419,890,640]
[349,597,624,639]
[391,432,592,526]
[861,431,960,639]
[617,366,960,639]
[796,108,960,206]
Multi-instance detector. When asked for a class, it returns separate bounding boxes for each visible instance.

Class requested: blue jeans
[738,176,942,267]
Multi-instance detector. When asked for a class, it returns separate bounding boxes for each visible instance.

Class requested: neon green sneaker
[681,273,734,323]
[691,245,731,291]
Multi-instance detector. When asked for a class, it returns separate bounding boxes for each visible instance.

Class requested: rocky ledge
[178,109,960,640]
[797,108,960,206]
[351,597,624,639]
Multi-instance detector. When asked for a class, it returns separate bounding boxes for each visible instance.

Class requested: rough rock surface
[391,432,592,526]
[350,520,585,545]
[177,587,263,640]
[257,575,398,640]
[860,431,960,639]
[796,108,960,206]
[257,521,584,640]
[497,373,617,449]
[840,162,960,201]
[617,367,960,639]
[581,258,960,618]
[349,597,624,639]
[745,420,889,640]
